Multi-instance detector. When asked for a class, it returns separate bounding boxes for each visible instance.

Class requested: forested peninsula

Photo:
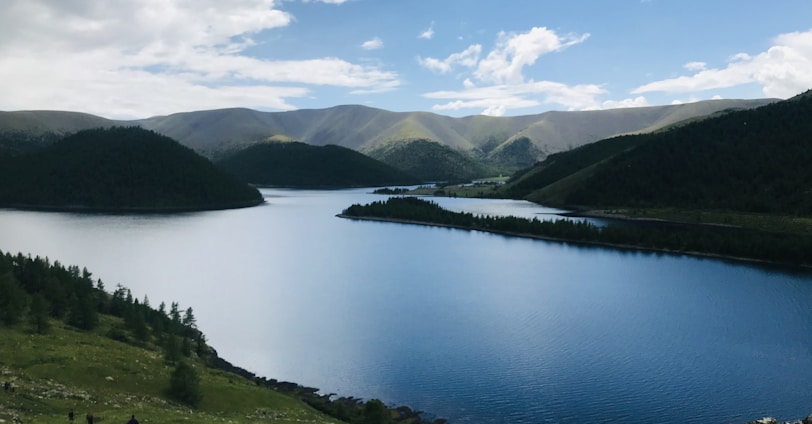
[0,127,263,212]
[340,197,812,268]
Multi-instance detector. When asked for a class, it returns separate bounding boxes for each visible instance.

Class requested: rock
[803,414,812,424]
[748,418,777,424]
[104,376,114,381]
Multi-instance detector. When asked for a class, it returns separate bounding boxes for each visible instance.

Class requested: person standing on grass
[85,411,93,424]
[68,409,74,421]
[127,414,139,424]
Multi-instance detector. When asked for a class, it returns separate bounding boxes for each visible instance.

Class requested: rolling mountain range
[0,98,776,180]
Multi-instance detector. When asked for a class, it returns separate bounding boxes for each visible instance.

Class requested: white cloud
[420,26,594,115]
[425,81,606,116]
[418,45,482,73]
[361,37,384,50]
[419,22,435,40]
[474,27,589,84]
[684,61,707,71]
[0,0,400,118]
[633,29,812,99]
[601,96,649,109]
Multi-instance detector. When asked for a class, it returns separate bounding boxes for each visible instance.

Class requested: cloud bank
[633,30,812,99]
[0,0,399,118]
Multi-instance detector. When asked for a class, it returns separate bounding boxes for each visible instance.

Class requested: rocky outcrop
[747,414,812,424]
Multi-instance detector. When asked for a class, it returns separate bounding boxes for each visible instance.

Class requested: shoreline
[337,214,812,271]
[0,198,265,214]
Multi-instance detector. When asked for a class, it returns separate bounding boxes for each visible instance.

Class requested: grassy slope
[0,317,341,424]
[129,100,775,157]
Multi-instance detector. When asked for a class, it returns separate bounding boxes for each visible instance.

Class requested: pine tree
[28,293,50,334]
[167,361,202,407]
[0,272,28,326]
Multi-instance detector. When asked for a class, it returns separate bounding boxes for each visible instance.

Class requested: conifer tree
[168,361,202,407]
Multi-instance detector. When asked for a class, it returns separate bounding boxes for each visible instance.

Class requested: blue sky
[1,0,811,119]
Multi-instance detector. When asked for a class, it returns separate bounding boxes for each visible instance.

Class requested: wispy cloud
[419,21,435,40]
[418,45,482,74]
[0,0,399,118]
[633,29,812,98]
[425,81,606,116]
[474,27,590,85]
[684,61,707,71]
[419,26,593,115]
[361,37,384,50]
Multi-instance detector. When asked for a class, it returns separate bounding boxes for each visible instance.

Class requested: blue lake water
[0,188,810,423]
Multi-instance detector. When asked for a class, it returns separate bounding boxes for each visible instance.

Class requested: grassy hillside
[133,100,775,159]
[493,90,812,239]
[365,139,492,182]
[217,141,421,188]
[0,250,446,424]
[551,93,812,214]
[0,127,263,211]
[502,134,649,200]
[0,319,342,424]
[0,110,121,134]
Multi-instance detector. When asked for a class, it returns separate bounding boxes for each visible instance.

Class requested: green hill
[216,141,421,188]
[505,90,812,216]
[0,251,444,424]
[0,320,344,424]
[365,139,491,182]
[0,127,263,211]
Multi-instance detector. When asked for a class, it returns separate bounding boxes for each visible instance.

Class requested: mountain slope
[365,139,491,182]
[134,100,775,159]
[0,127,263,211]
[0,99,778,179]
[510,93,812,215]
[216,141,421,187]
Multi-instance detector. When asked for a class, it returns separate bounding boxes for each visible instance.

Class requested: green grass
[613,208,812,235]
[0,316,343,424]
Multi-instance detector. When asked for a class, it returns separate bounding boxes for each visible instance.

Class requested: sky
[1,0,812,119]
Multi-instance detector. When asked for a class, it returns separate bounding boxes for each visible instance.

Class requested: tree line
[0,250,204,406]
[0,249,448,423]
[342,197,812,267]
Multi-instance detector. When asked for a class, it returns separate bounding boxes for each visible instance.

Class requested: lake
[1,188,810,423]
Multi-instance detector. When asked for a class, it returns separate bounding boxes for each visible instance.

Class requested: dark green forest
[0,127,263,211]
[507,92,812,215]
[342,197,812,267]
[216,141,421,188]
[0,130,63,158]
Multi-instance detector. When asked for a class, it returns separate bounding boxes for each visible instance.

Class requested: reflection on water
[0,188,810,423]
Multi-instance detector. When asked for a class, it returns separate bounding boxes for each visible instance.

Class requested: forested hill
[507,91,812,215]
[0,127,263,211]
[216,141,421,188]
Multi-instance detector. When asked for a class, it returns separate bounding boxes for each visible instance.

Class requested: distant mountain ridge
[0,99,777,177]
